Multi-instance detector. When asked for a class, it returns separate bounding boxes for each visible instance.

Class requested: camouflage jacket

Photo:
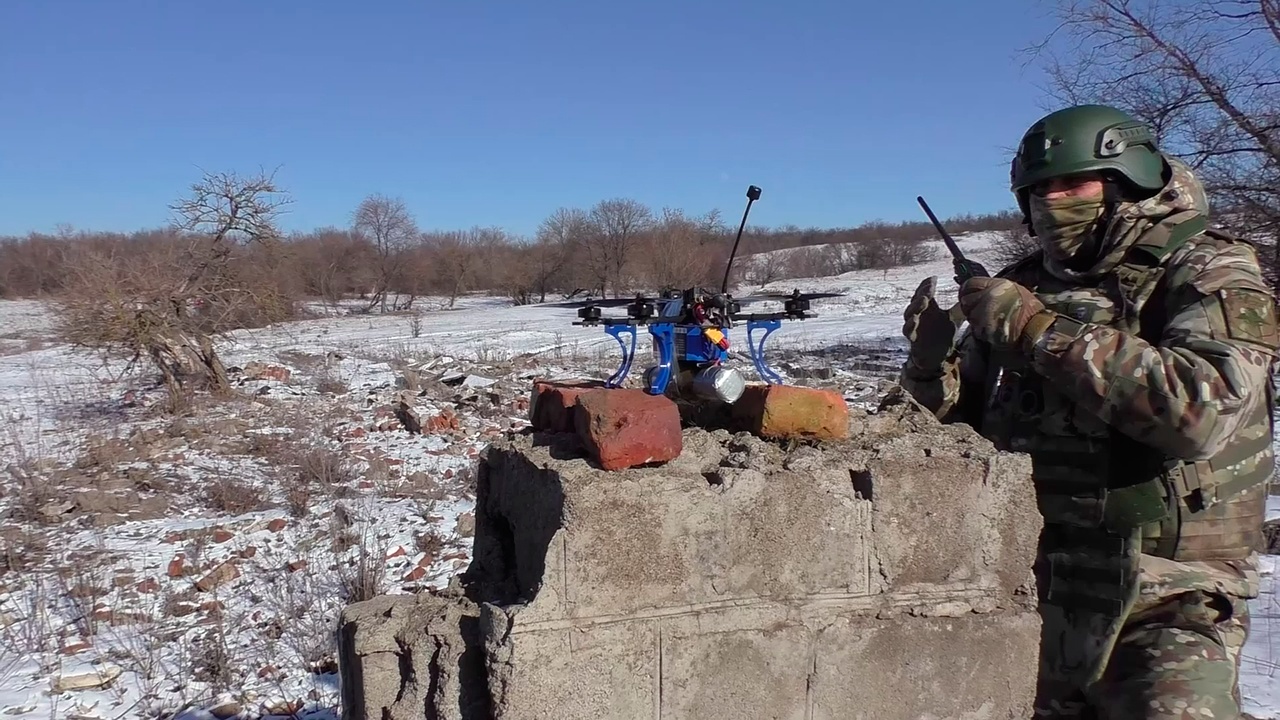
[903,157,1278,560]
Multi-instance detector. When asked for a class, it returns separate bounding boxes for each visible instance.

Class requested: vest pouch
[1101,476,1171,530]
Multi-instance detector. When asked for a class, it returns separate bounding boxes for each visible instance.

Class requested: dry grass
[272,446,358,518]
[415,527,447,558]
[337,529,389,603]
[202,475,269,515]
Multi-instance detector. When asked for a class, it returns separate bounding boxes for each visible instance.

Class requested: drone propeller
[737,289,845,304]
[547,293,657,309]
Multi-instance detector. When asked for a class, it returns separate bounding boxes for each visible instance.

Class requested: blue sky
[0,0,1064,238]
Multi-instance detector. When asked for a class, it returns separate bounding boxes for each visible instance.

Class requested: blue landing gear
[746,319,784,385]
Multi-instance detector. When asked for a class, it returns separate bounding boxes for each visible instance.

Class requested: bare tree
[291,228,371,306]
[584,198,653,296]
[55,169,292,410]
[423,228,484,308]
[351,194,419,311]
[1028,0,1280,285]
[533,207,593,301]
[639,208,725,290]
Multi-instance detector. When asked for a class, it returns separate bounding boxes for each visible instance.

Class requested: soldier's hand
[957,277,1053,353]
[902,277,958,371]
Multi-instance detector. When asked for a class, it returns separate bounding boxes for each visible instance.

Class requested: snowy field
[0,231,1275,718]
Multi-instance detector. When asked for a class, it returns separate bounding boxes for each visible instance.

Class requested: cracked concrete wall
[337,392,1045,720]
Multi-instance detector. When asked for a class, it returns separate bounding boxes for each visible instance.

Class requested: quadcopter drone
[561,185,842,404]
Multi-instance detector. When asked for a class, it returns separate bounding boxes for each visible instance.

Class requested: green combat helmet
[1010,104,1168,221]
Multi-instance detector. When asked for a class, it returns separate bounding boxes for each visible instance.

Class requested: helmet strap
[1018,189,1036,237]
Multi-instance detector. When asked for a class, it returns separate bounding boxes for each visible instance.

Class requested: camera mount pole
[721,184,762,295]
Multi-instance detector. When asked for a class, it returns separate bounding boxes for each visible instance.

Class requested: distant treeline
[0,194,1023,310]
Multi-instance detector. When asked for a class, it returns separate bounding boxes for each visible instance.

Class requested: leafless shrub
[277,447,357,517]
[182,532,213,576]
[101,616,176,707]
[202,476,268,515]
[744,249,789,287]
[162,587,200,618]
[0,577,59,669]
[284,483,312,519]
[55,561,109,637]
[244,431,287,459]
[51,169,293,411]
[415,528,447,558]
[0,525,48,573]
[256,546,341,670]
[337,523,389,603]
[294,447,356,489]
[988,228,1042,269]
[4,462,67,526]
[314,375,349,396]
[189,624,235,693]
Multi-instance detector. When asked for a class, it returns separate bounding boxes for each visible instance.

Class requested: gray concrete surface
[338,392,1044,719]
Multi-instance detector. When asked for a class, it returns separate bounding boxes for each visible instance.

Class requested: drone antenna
[720,184,761,294]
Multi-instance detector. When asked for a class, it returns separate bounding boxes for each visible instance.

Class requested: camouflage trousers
[1035,550,1260,719]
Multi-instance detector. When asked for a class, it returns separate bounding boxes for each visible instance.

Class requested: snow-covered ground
[0,230,1275,718]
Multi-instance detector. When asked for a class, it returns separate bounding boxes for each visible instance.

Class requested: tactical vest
[979,211,1274,613]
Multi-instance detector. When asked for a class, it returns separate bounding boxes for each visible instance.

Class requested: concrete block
[572,387,682,470]
[733,383,850,440]
[338,403,1043,720]
[482,606,658,720]
[808,612,1041,719]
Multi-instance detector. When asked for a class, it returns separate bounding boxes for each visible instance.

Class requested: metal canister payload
[690,365,745,404]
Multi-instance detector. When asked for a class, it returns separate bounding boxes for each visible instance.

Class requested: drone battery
[691,366,745,404]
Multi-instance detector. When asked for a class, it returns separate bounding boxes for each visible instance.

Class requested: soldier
[899,104,1278,718]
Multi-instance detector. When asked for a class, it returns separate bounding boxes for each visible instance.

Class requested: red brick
[529,379,607,433]
[733,384,849,441]
[573,388,682,471]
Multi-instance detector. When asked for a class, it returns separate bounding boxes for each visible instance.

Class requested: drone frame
[573,292,821,393]
[566,184,838,397]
